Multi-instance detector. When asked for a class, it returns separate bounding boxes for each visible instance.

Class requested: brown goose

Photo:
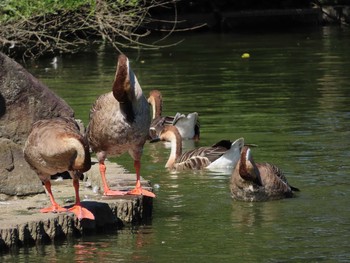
[230,146,300,201]
[152,125,244,171]
[148,89,200,141]
[86,54,155,198]
[23,117,94,220]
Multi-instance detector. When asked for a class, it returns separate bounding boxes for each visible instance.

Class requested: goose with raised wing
[153,125,244,171]
[230,146,300,201]
[148,89,200,141]
[86,54,155,198]
[23,117,94,220]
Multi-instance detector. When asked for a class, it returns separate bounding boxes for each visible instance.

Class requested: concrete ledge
[0,158,154,251]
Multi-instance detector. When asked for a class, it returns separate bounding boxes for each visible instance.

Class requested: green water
[2,26,350,262]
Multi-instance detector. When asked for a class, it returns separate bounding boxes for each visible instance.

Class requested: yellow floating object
[241,53,250,59]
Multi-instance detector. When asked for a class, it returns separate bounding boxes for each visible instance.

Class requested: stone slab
[0,158,154,251]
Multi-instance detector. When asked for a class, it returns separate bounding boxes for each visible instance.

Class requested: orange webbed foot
[40,205,67,214]
[127,187,156,198]
[68,204,95,220]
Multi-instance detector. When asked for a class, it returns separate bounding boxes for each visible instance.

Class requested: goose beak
[149,127,160,142]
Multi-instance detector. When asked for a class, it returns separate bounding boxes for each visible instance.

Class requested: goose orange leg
[68,178,95,220]
[40,180,67,213]
[99,162,127,196]
[127,160,156,198]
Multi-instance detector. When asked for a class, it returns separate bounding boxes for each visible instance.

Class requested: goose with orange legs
[230,146,300,201]
[152,125,244,171]
[147,89,200,141]
[86,54,155,198]
[23,117,94,220]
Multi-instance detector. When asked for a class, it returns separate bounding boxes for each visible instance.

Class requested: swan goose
[86,54,155,198]
[153,125,244,171]
[147,89,200,141]
[23,117,94,220]
[230,146,300,201]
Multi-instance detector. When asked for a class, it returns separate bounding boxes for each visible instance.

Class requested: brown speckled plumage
[86,55,150,160]
[148,89,200,141]
[23,117,94,219]
[85,54,154,197]
[230,146,299,201]
[157,125,244,172]
[24,117,91,182]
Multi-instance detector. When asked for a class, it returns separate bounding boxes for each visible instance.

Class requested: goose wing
[172,112,200,129]
[175,156,211,170]
[171,112,186,125]
[178,145,228,164]
[257,162,300,192]
[24,117,90,176]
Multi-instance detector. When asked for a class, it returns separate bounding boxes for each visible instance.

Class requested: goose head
[151,125,182,169]
[158,125,181,143]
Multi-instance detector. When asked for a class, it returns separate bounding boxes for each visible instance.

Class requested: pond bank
[0,158,154,252]
[149,6,350,32]
[148,8,323,32]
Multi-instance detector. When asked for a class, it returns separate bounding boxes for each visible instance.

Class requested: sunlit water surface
[2,26,350,262]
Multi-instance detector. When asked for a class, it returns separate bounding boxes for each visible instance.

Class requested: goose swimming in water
[23,117,94,220]
[86,54,155,198]
[230,146,300,201]
[147,89,200,141]
[152,125,244,171]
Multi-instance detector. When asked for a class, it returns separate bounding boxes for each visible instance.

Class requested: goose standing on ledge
[148,89,200,141]
[86,54,155,198]
[230,146,300,201]
[152,125,244,171]
[23,117,94,220]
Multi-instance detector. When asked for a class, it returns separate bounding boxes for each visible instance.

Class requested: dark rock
[0,52,74,145]
[0,138,43,196]
[0,52,75,196]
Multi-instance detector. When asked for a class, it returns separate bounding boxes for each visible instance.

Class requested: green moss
[0,0,143,23]
[0,0,95,23]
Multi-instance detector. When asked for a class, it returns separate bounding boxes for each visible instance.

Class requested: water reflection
[73,242,112,262]
[70,226,157,263]
[230,201,287,229]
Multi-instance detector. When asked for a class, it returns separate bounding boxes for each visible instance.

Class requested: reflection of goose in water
[230,201,280,229]
[230,146,300,201]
